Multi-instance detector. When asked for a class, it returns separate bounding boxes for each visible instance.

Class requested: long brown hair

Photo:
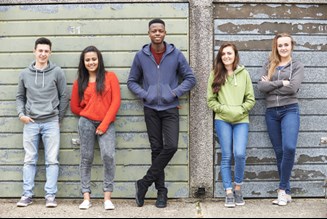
[212,43,240,93]
[267,33,295,80]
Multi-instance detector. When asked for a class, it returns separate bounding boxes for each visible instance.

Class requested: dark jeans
[265,103,300,194]
[141,107,179,194]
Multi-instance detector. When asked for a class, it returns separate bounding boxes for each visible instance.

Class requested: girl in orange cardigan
[70,46,121,210]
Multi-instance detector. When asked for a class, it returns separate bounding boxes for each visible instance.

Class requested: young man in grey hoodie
[16,37,69,208]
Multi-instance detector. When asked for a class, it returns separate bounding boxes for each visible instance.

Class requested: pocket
[144,85,158,105]
[220,105,245,123]
[161,84,176,104]
[29,101,54,117]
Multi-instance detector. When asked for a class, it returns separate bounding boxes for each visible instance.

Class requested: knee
[234,153,246,161]
[102,154,115,163]
[284,145,296,156]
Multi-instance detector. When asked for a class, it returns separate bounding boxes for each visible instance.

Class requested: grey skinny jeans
[78,117,116,194]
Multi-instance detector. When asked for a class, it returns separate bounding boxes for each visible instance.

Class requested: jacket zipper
[277,70,281,106]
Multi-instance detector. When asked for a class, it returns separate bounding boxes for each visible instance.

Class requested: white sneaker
[272,194,292,205]
[273,190,291,206]
[104,200,115,210]
[79,200,92,210]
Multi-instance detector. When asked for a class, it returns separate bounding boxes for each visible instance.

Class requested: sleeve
[127,54,147,99]
[16,72,26,118]
[257,62,284,93]
[97,73,121,133]
[241,71,256,112]
[57,69,69,122]
[70,80,83,116]
[207,71,222,113]
[268,62,304,96]
[172,52,196,97]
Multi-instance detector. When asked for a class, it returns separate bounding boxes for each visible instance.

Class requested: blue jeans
[265,103,300,194]
[78,117,116,194]
[215,120,249,191]
[22,120,60,198]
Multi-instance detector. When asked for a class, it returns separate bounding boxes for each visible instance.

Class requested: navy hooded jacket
[127,42,196,111]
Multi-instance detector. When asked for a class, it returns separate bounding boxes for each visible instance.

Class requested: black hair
[148,19,165,28]
[77,46,106,101]
[34,37,52,50]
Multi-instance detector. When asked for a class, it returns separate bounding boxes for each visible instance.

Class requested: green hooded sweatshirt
[207,65,255,123]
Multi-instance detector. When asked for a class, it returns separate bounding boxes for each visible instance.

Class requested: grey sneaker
[234,190,245,206]
[45,196,58,208]
[224,193,236,208]
[17,196,33,207]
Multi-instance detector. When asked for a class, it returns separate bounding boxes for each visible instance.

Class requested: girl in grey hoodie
[258,33,304,207]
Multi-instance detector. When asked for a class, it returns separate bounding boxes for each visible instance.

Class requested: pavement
[0,198,326,218]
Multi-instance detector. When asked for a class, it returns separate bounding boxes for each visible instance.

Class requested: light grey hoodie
[16,61,69,123]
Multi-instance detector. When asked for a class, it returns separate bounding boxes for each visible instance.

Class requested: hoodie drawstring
[35,69,45,88]
[289,61,293,80]
[42,71,45,88]
[233,71,238,86]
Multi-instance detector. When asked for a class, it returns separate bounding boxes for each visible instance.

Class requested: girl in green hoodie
[207,43,255,208]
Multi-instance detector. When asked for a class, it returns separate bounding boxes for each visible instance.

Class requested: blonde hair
[267,33,295,80]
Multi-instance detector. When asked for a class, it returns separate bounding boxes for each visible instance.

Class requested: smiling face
[277,36,293,61]
[34,44,51,68]
[148,23,166,45]
[221,46,236,68]
[84,52,99,74]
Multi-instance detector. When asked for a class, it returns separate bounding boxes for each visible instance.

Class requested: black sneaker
[155,192,168,208]
[135,180,148,207]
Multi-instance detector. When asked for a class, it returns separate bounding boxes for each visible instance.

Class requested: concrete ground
[0,198,326,218]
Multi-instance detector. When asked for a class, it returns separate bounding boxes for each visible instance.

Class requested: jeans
[265,103,300,194]
[22,120,60,198]
[215,120,249,191]
[78,117,116,194]
[141,107,179,194]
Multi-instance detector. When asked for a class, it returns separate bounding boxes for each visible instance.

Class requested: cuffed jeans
[141,107,179,194]
[78,117,116,194]
[22,120,60,198]
[265,103,300,194]
[215,120,249,191]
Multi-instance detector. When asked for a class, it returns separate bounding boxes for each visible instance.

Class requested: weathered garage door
[214,3,327,198]
[0,3,190,198]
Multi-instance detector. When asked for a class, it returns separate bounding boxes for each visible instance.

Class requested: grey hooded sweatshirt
[16,61,69,123]
[257,60,304,108]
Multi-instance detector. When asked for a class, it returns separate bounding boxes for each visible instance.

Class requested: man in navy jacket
[128,19,196,208]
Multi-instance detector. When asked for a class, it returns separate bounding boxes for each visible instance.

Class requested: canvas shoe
[273,190,290,206]
[234,190,245,206]
[104,200,115,210]
[79,200,92,210]
[224,193,236,208]
[17,196,33,207]
[45,196,58,208]
[272,194,292,205]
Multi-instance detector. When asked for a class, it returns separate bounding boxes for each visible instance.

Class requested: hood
[28,61,57,88]
[229,65,246,86]
[142,41,175,57]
